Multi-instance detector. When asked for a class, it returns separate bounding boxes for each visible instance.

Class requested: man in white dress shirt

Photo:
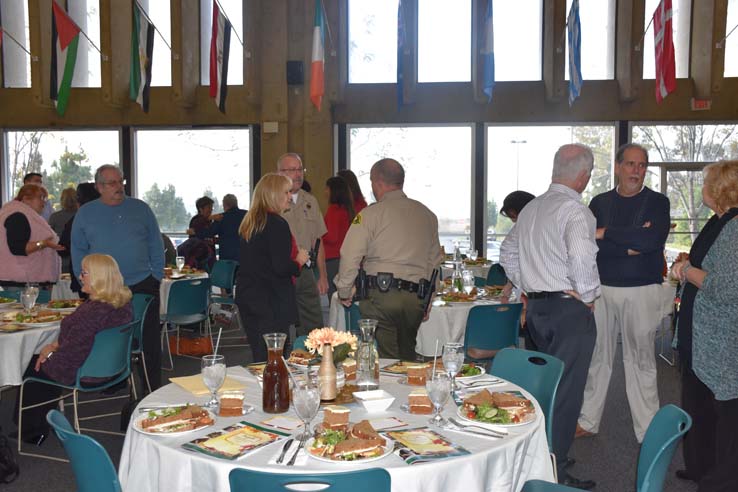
[500,143,600,490]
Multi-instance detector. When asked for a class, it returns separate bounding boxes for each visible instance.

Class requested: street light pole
[510,140,527,190]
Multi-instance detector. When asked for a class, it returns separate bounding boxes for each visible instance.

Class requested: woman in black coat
[236,173,309,362]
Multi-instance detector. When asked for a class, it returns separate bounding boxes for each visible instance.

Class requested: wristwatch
[35,240,45,250]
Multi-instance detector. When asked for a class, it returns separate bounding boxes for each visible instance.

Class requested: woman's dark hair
[337,169,365,203]
[195,196,214,213]
[76,182,101,205]
[326,176,356,222]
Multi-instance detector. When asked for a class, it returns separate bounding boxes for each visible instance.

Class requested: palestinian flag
[209,0,231,113]
[310,0,325,111]
[50,1,80,116]
[129,2,154,112]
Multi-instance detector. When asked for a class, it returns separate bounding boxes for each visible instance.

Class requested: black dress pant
[681,365,738,492]
[525,296,596,476]
[13,356,61,435]
[129,276,162,391]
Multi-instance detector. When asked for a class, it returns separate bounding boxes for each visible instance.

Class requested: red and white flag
[653,0,676,104]
[209,0,231,113]
[310,0,325,111]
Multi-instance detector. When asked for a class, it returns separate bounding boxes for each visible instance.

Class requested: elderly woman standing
[672,161,738,491]
[0,184,64,287]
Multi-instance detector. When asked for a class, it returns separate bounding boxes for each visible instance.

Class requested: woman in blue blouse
[672,161,738,492]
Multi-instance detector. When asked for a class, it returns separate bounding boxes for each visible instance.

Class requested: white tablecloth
[51,277,79,301]
[0,323,61,386]
[160,273,210,316]
[119,365,554,492]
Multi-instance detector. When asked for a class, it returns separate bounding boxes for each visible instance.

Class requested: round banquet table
[118,365,554,492]
[0,322,61,387]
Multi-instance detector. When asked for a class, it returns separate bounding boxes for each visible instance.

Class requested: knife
[286,434,308,466]
[276,438,294,464]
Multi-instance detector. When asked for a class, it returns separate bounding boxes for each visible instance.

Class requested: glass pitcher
[262,333,290,413]
[356,319,380,391]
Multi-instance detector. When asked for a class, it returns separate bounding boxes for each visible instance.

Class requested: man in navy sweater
[577,143,670,442]
[207,194,247,262]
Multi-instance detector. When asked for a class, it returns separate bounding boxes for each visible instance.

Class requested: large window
[642,0,691,79]
[565,0,616,80]
[139,0,171,86]
[486,125,616,257]
[348,125,473,253]
[3,130,119,207]
[417,0,471,82]
[135,128,251,234]
[348,0,398,83]
[494,0,542,81]
[68,0,101,87]
[200,0,244,86]
[632,123,738,254]
[1,0,31,88]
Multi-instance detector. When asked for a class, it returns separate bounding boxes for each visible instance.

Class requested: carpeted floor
[0,335,698,492]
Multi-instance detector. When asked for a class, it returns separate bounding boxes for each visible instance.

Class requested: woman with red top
[236,174,309,362]
[323,176,356,300]
[337,169,368,213]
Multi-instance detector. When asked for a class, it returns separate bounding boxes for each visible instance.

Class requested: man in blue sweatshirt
[577,143,670,442]
[72,164,165,390]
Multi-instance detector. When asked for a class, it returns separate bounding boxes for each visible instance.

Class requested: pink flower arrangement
[305,327,358,354]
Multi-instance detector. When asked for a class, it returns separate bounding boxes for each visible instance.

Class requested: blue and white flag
[567,0,582,106]
[397,0,405,108]
[481,0,494,102]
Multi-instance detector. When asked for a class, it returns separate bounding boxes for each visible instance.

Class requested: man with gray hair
[207,193,247,262]
[500,144,600,489]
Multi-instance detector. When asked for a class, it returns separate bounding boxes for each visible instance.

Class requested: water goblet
[426,371,451,426]
[442,342,464,391]
[21,285,39,315]
[201,354,226,410]
[462,270,475,295]
[470,250,479,262]
[292,375,321,440]
[175,256,186,272]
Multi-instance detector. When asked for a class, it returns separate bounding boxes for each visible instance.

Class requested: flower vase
[318,344,337,401]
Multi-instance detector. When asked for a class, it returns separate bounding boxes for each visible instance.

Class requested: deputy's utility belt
[367,273,420,294]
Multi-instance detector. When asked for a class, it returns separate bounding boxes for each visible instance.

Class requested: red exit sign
[690,98,712,111]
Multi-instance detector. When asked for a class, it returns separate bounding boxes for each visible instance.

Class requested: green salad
[470,403,512,424]
[0,297,14,304]
[460,364,482,377]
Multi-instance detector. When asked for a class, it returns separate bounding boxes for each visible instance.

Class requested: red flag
[52,1,80,50]
[310,0,325,111]
[653,0,676,103]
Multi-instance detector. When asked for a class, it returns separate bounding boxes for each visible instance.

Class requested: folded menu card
[182,421,289,460]
[169,374,245,396]
[382,427,470,465]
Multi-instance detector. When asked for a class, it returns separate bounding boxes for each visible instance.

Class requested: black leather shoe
[559,472,596,490]
[675,469,697,481]
[564,457,576,469]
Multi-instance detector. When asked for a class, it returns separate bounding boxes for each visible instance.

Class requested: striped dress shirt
[500,183,601,303]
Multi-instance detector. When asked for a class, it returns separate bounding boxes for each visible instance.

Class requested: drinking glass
[21,284,39,315]
[292,375,321,439]
[201,354,226,409]
[470,250,478,262]
[442,342,464,391]
[462,270,475,295]
[175,256,185,272]
[426,372,451,426]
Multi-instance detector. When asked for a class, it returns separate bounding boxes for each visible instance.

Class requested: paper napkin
[169,374,245,396]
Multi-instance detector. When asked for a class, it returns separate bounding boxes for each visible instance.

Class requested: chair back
[77,320,136,383]
[294,335,308,351]
[210,260,238,291]
[166,278,212,317]
[463,304,522,363]
[46,410,122,492]
[344,302,362,336]
[637,404,692,492]
[131,293,154,350]
[486,263,507,286]
[229,468,391,492]
[490,348,564,451]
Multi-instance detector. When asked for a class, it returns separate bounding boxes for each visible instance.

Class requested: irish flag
[209,0,231,113]
[50,1,80,116]
[129,2,155,112]
[310,0,325,111]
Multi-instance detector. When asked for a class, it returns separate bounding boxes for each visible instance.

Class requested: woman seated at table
[13,253,133,445]
[0,184,64,288]
[235,174,309,362]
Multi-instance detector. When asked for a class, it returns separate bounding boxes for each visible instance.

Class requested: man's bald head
[369,158,405,202]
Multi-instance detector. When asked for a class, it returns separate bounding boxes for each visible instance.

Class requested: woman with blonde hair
[236,173,309,361]
[672,161,738,490]
[13,254,133,446]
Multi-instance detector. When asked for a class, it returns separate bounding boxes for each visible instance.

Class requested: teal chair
[294,335,308,351]
[463,303,523,365]
[523,404,692,492]
[486,263,507,286]
[490,348,563,452]
[131,293,154,394]
[46,410,121,491]
[18,320,137,460]
[474,276,486,287]
[229,468,391,492]
[209,260,247,348]
[161,278,212,370]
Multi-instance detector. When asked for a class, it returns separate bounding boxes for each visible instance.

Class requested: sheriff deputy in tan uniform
[336,158,442,360]
[278,153,328,337]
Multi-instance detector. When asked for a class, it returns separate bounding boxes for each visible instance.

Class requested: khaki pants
[578,284,663,442]
[294,269,324,337]
[359,288,424,361]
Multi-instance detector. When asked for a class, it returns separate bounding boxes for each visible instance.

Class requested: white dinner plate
[455,405,536,428]
[44,306,77,313]
[132,408,215,436]
[455,366,486,382]
[305,437,394,463]
[17,320,62,328]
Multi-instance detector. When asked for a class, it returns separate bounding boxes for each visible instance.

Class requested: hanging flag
[129,3,155,113]
[397,0,405,108]
[567,0,582,107]
[310,0,325,111]
[481,0,494,102]
[209,0,232,113]
[653,0,676,103]
[50,1,81,116]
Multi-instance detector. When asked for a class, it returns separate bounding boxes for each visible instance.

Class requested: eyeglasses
[280,167,306,174]
[102,179,127,186]
[80,270,89,276]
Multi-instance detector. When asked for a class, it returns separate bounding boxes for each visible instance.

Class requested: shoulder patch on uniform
[352,213,362,225]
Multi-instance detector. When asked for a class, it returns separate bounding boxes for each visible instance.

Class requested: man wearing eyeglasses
[278,153,328,337]
[71,164,165,390]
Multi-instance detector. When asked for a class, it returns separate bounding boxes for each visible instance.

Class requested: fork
[448,417,507,437]
[286,433,308,466]
[457,378,503,387]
